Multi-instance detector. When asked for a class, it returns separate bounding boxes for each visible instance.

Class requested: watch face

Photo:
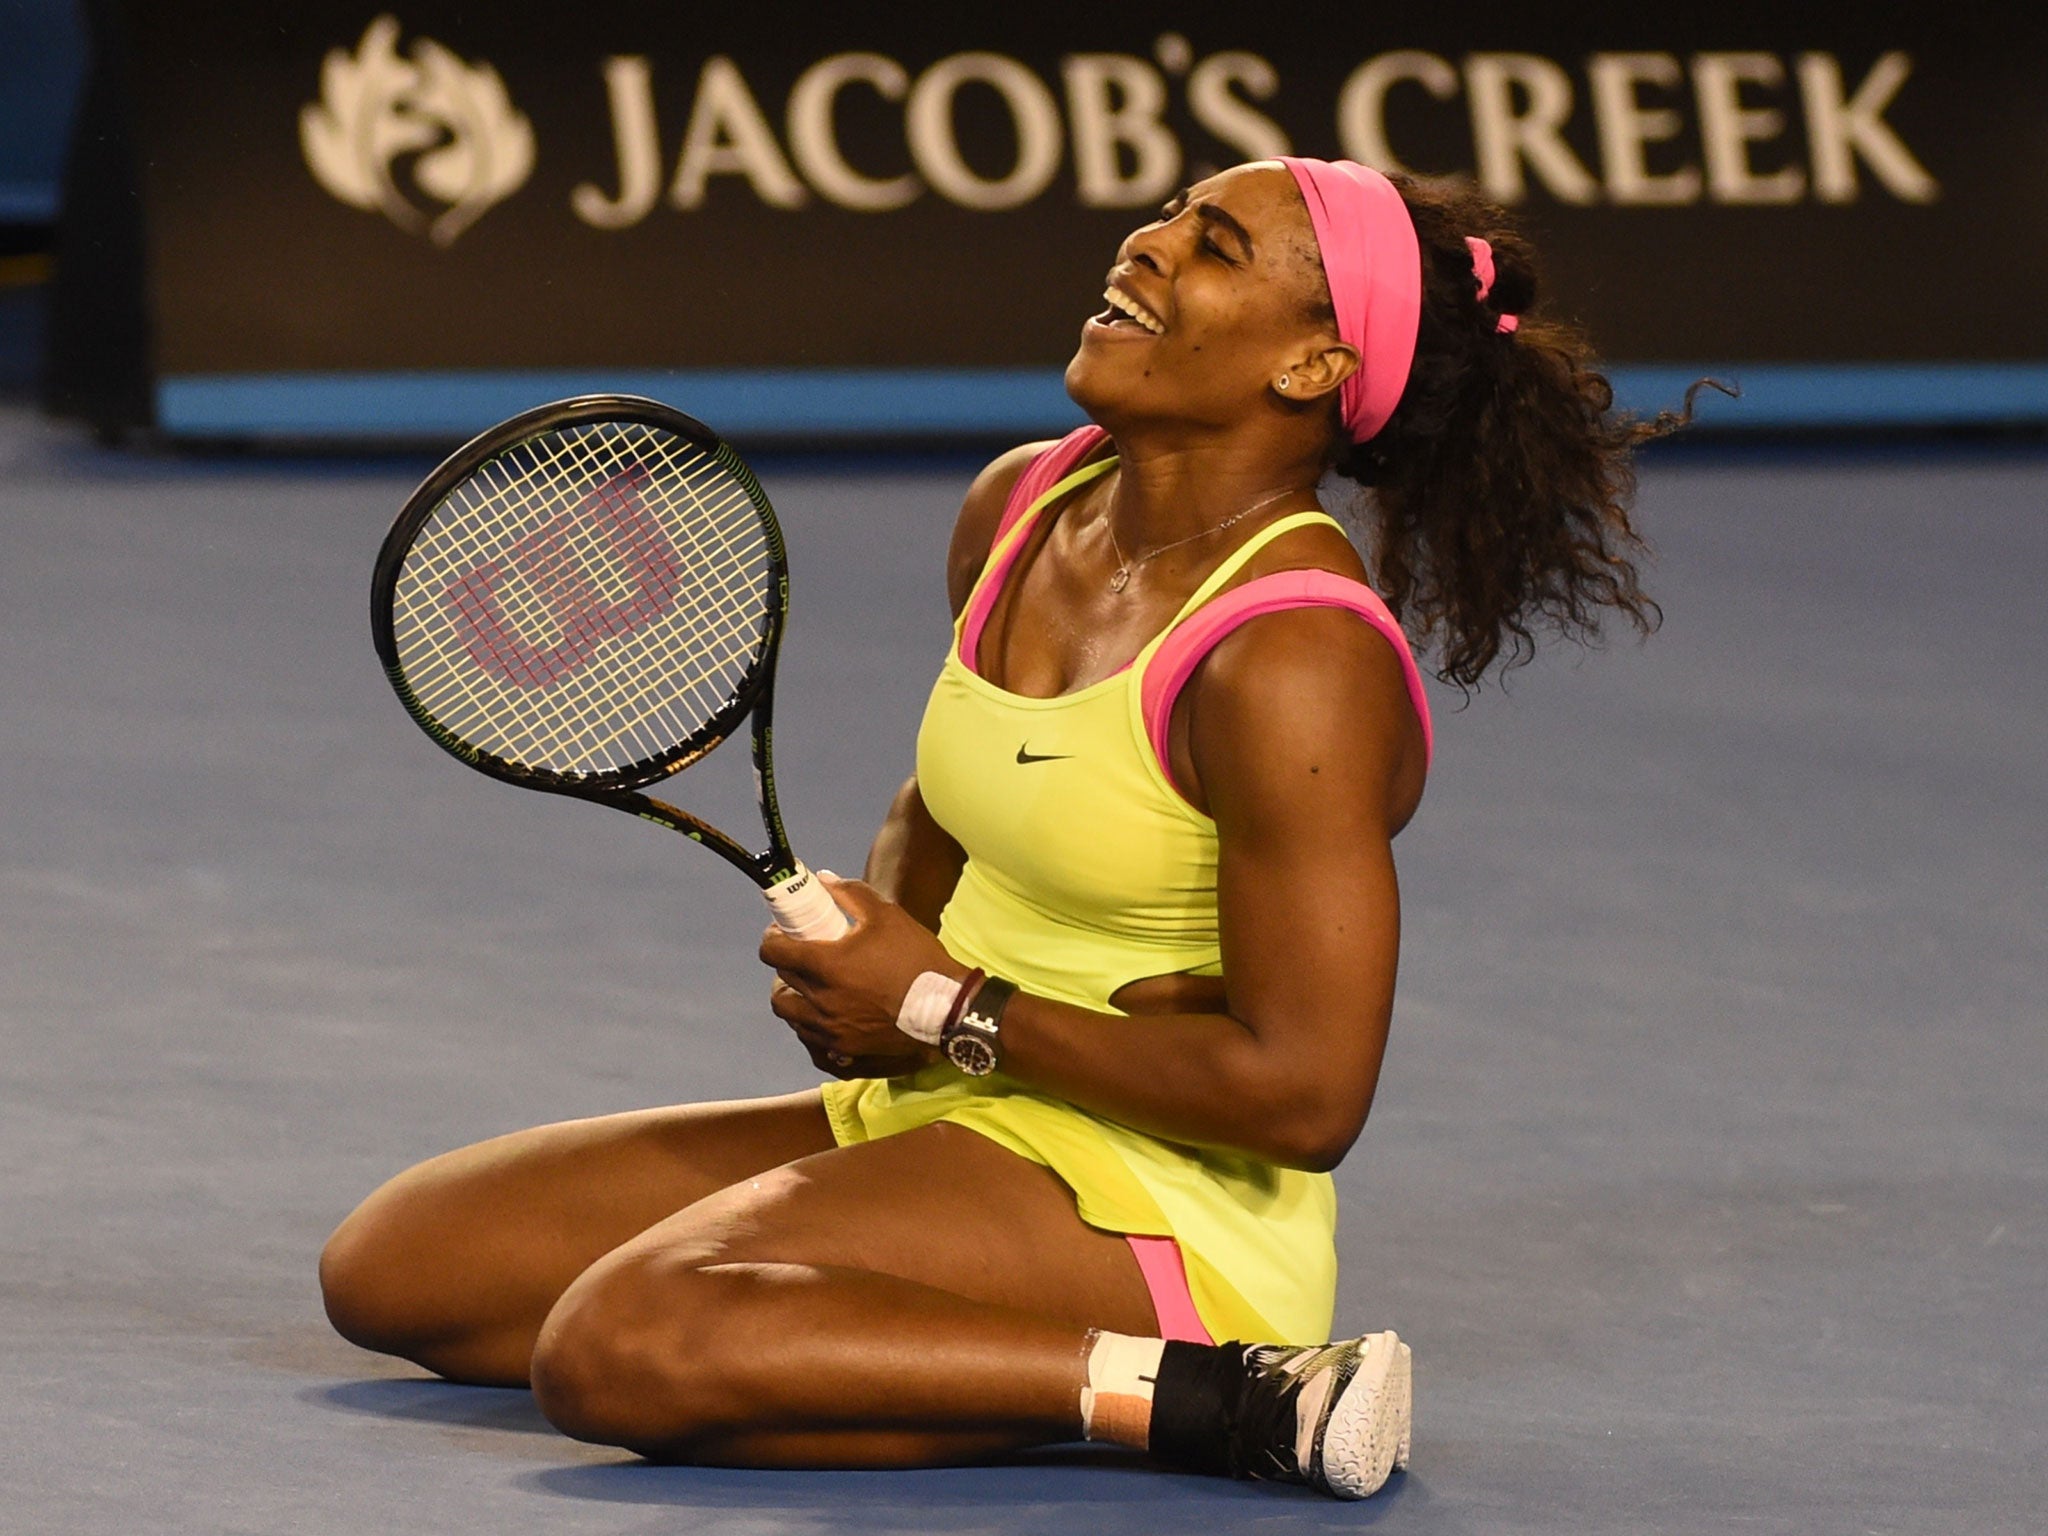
[945,1032,999,1077]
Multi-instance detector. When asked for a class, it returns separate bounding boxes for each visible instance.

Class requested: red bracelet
[940,967,986,1039]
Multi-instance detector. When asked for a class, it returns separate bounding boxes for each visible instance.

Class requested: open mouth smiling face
[1068,164,1343,427]
[1090,281,1167,337]
[1078,168,1284,348]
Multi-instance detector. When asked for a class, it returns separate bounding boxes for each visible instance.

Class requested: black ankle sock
[1147,1341,1248,1474]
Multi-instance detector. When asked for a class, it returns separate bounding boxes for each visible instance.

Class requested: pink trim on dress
[996,426,1109,542]
[1126,1234,1214,1344]
[1141,570,1435,788]
[959,426,1110,674]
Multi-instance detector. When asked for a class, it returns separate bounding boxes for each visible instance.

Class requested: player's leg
[529,1119,1158,1466]
[531,1118,1412,1493]
[319,1090,836,1385]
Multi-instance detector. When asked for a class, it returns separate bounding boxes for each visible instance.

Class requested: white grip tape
[896,970,962,1046]
[763,862,851,942]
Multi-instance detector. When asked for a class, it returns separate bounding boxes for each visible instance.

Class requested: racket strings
[408,484,761,770]
[388,420,776,776]
[416,427,767,768]
[454,432,765,752]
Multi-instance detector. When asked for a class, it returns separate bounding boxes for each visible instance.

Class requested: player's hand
[760,874,963,1068]
[767,973,939,1079]
[768,972,932,1079]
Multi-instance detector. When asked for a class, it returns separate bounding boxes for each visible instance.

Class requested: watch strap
[942,973,1015,1076]
[958,975,1016,1034]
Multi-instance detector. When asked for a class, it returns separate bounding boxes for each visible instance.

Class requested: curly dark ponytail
[1329,175,1700,690]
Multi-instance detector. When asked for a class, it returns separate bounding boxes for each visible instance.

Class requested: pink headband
[1278,157,1422,444]
[1465,236,1520,333]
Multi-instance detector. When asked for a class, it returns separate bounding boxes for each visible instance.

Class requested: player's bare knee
[531,1167,816,1448]
[527,1317,611,1444]
[319,1181,468,1357]
[319,1206,410,1351]
[532,1255,732,1450]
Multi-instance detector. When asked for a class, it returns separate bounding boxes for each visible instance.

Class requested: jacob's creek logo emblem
[299,15,534,245]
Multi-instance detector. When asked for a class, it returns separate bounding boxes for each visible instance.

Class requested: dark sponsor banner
[98,2,2048,432]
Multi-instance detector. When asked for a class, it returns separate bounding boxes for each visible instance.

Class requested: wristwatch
[942,975,1016,1077]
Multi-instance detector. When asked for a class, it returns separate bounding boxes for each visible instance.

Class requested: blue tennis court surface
[1,404,2042,1532]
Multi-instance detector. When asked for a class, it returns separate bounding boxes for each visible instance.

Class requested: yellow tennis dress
[821,445,1424,1345]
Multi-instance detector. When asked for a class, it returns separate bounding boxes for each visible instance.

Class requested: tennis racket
[370,394,848,941]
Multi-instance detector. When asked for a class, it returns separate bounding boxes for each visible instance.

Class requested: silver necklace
[1105,487,1300,593]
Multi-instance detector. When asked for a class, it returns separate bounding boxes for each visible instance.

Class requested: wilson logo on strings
[299,15,535,245]
[442,466,684,688]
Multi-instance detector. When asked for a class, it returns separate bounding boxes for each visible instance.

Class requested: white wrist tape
[896,970,962,1046]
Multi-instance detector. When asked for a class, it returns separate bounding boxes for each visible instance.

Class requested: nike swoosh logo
[1015,745,1072,765]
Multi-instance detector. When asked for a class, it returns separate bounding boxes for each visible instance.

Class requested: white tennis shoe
[1230,1330,1412,1498]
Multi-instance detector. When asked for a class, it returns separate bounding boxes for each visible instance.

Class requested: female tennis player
[321,158,1665,1497]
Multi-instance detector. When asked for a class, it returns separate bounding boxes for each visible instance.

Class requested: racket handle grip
[764,862,852,942]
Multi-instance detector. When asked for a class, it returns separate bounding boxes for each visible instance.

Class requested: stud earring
[1277,375,1291,391]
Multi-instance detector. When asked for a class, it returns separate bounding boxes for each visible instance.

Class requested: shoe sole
[1317,1332,1412,1499]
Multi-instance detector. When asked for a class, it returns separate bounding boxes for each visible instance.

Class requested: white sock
[1079,1330,1167,1449]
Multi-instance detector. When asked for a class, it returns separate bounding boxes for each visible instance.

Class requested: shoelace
[1229,1341,1359,1482]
